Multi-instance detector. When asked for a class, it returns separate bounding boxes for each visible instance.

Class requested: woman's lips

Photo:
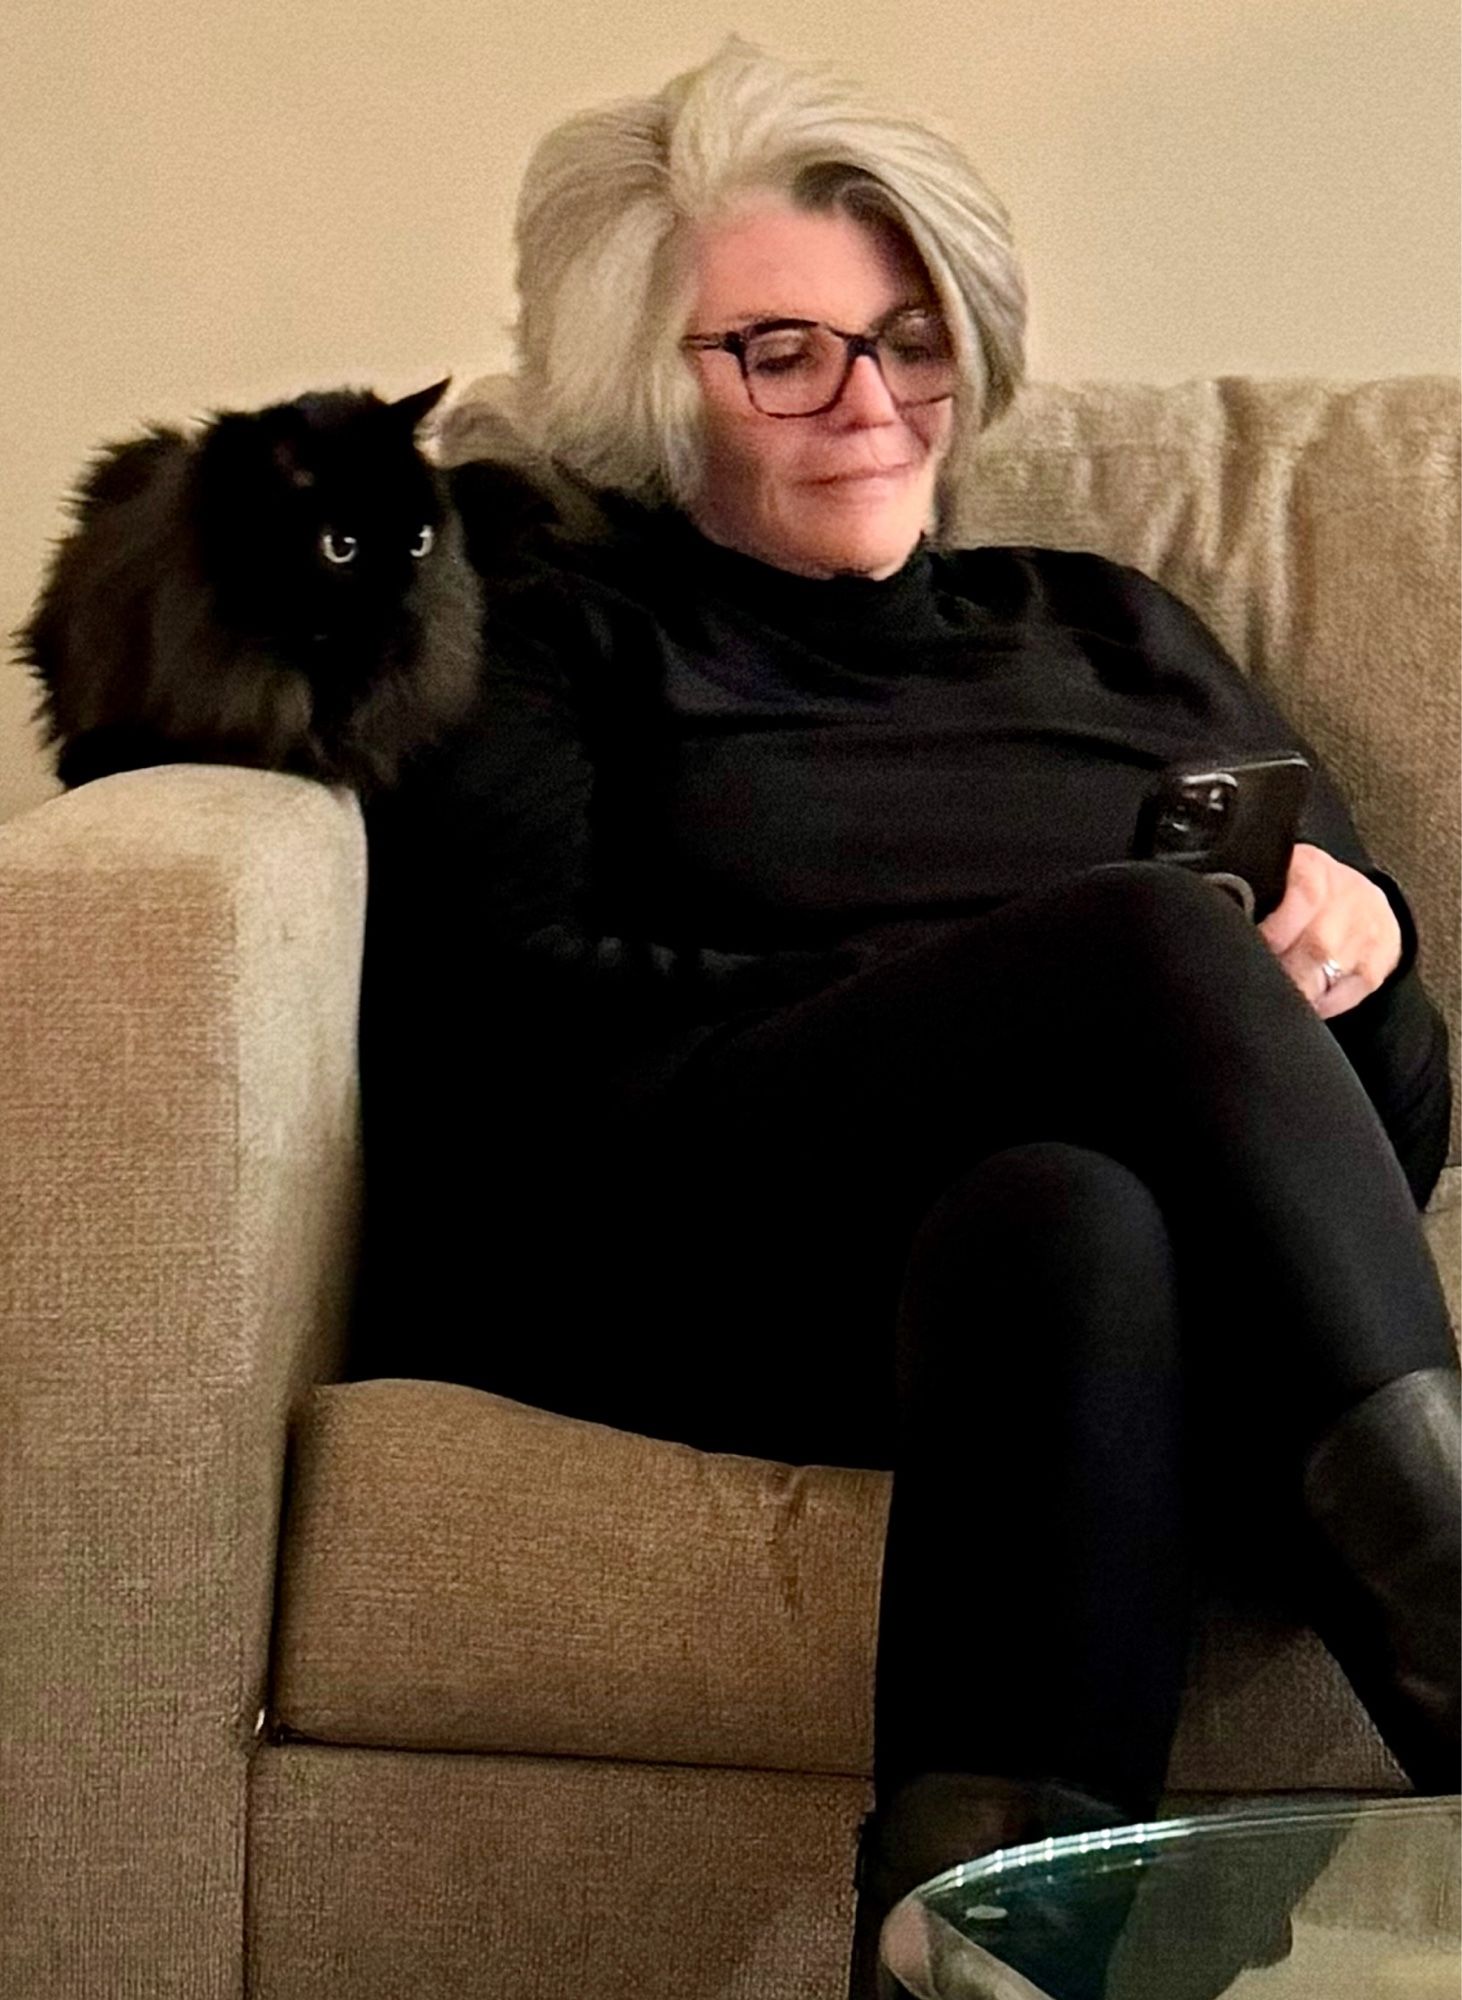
[809,464,913,485]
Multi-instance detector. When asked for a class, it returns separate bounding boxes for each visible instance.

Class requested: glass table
[880,1794,1460,1999]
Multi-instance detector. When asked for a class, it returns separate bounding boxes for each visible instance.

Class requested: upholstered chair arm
[0,764,365,1999]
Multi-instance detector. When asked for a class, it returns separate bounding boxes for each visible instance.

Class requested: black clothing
[352,499,1455,1814]
[361,500,1444,1191]
[600,867,1448,1806]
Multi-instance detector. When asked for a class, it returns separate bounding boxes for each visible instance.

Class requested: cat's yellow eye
[410,525,435,559]
[321,531,358,565]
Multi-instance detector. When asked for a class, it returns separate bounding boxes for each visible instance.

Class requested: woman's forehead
[686,196,932,328]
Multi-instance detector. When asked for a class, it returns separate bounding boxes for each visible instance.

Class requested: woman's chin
[692,482,930,579]
[796,515,924,578]
[789,481,930,574]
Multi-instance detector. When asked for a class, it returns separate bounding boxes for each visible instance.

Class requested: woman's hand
[1258,843,1401,1019]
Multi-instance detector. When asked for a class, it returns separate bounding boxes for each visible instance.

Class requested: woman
[355,39,1459,1998]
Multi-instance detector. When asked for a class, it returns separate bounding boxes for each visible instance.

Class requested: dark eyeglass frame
[681,307,956,419]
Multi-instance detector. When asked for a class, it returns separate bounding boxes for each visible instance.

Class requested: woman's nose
[833,351,900,422]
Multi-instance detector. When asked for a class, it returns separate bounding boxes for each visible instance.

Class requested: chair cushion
[270,1378,1409,1791]
[270,1378,888,1775]
[247,1743,866,2000]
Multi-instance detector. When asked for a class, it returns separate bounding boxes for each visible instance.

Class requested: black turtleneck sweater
[361,500,1426,1110]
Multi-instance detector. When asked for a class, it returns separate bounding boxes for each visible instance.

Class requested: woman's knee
[920,862,1294,1051]
[893,1142,1184,1420]
[903,1142,1176,1330]
[1032,863,1316,1070]
[1061,862,1267,982]
[1070,857,1243,922]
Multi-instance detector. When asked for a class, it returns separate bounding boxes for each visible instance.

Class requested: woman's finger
[1258,844,1327,958]
[1261,847,1400,1020]
[1277,934,1379,1019]
[1313,969,1369,1021]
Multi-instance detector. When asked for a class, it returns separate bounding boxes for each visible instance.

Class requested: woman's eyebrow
[726,298,936,333]
[724,312,820,331]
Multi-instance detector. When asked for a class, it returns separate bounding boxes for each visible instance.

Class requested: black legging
[550,864,1450,1808]
[358,862,1454,1816]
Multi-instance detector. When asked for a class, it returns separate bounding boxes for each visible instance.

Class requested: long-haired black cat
[19,378,485,795]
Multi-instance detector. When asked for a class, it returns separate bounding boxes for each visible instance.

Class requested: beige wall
[2,0,1457,822]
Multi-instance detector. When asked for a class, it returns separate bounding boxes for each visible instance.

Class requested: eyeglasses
[682,307,956,418]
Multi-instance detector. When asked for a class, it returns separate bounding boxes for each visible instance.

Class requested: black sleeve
[361,566,856,1080]
[351,564,859,1384]
[1101,559,1419,968]
[1106,559,1451,1204]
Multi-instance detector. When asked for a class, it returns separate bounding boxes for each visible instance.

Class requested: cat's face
[193,381,453,655]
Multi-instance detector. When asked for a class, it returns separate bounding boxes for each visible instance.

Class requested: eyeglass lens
[741,313,955,415]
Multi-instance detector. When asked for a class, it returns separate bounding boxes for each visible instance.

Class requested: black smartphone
[1132,753,1312,920]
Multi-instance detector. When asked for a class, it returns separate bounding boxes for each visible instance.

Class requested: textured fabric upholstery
[0,767,365,1999]
[1,379,1455,2000]
[247,1745,864,2000]
[271,1378,886,1774]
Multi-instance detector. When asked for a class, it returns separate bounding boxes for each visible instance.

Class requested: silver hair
[512,38,1027,522]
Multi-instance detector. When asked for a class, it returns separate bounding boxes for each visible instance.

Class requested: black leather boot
[1301,1365,1461,1795]
[845,1773,1127,2000]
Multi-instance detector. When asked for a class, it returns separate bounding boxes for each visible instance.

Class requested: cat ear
[391,378,452,431]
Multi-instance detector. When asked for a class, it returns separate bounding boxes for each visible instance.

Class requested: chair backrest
[442,374,1461,1164]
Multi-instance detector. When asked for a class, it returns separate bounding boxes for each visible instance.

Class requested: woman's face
[682,198,955,579]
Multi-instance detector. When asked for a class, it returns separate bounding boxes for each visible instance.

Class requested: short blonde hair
[513,38,1027,521]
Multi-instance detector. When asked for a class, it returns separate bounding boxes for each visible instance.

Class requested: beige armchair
[2,375,1457,2000]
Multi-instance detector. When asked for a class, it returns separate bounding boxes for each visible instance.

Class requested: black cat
[18,378,487,795]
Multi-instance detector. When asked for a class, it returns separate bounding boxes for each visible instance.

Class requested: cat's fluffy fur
[19,379,485,795]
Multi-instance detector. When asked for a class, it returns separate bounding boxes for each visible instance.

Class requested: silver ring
[1319,957,1347,992]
